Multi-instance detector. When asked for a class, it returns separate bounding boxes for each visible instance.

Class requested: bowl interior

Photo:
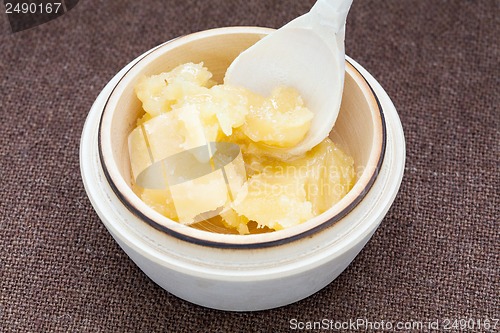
[99,27,384,247]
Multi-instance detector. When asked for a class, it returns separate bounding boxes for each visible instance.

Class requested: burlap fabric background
[0,0,498,332]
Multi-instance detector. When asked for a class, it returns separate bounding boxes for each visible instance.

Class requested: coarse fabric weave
[0,1,498,332]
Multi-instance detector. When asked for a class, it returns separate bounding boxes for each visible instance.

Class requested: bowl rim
[98,26,387,249]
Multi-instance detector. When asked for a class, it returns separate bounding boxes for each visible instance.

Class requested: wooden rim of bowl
[98,27,386,249]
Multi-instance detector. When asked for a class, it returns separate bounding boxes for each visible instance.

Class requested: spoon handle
[310,0,353,33]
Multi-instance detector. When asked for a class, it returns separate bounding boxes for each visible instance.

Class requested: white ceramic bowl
[80,27,405,311]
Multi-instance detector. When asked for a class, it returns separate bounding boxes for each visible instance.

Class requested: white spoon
[225,0,353,155]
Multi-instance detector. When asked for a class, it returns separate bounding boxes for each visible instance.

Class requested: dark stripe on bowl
[97,31,387,249]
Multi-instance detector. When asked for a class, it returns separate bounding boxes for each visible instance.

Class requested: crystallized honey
[129,63,355,234]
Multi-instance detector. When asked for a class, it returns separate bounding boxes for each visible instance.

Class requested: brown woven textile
[0,0,498,332]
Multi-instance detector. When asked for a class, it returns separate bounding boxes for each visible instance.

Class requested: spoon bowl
[225,0,353,155]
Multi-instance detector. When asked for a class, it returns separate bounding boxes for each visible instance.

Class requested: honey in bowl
[128,62,355,235]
